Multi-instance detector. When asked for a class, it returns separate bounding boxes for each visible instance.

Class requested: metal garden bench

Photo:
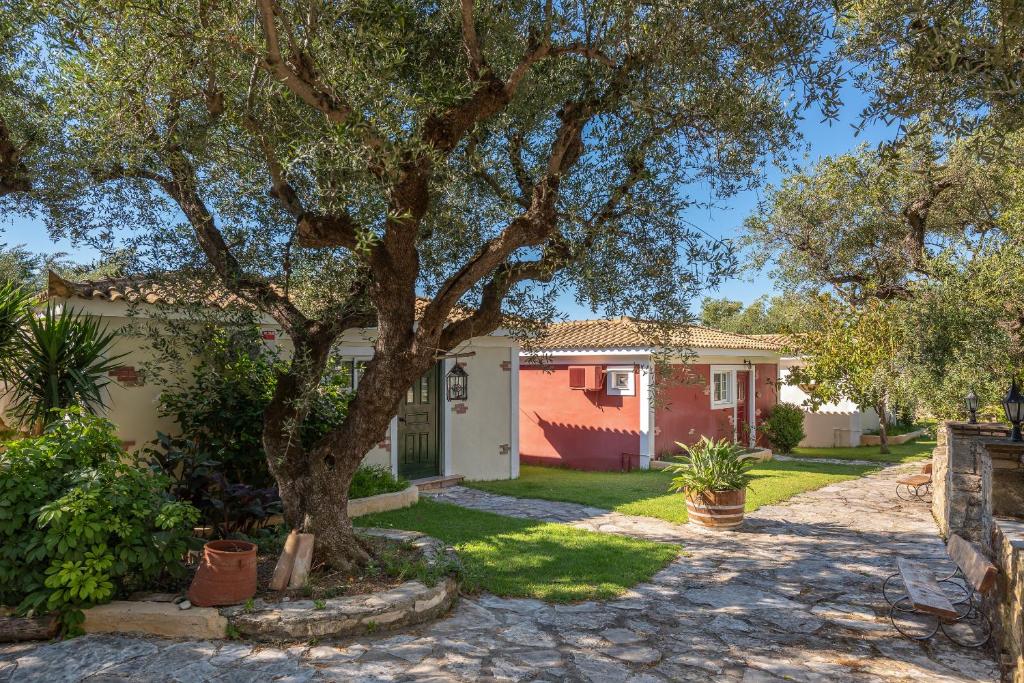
[882,534,998,647]
[895,462,932,502]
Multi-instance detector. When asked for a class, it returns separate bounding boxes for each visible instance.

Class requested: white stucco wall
[778,356,879,448]
[444,337,517,481]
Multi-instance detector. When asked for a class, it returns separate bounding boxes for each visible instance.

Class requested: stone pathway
[0,464,999,682]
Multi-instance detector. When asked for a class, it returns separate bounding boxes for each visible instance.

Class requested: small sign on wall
[261,331,277,341]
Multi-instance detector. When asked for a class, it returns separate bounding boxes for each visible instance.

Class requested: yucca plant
[665,436,755,495]
[4,303,126,429]
[0,281,31,382]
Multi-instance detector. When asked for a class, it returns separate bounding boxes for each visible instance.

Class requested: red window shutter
[568,366,587,389]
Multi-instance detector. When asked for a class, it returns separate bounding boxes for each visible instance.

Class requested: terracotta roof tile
[533,318,783,352]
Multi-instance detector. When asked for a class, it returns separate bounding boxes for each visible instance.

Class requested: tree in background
[746,131,1023,420]
[0,0,841,569]
[788,298,912,452]
[698,294,815,335]
[844,1,1024,139]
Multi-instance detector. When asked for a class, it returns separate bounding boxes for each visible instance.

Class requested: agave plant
[4,302,125,428]
[665,436,755,495]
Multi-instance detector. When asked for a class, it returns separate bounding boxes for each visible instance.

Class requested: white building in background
[777,355,880,448]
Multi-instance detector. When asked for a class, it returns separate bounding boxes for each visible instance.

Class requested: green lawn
[357,498,679,602]
[465,461,879,524]
[789,438,936,464]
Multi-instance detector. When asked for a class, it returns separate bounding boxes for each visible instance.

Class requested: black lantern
[446,363,468,401]
[1003,379,1024,442]
[964,390,979,424]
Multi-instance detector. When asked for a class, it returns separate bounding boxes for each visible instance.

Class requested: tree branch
[0,114,30,196]
[460,0,484,80]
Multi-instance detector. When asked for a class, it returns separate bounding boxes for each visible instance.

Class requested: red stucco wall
[519,364,641,471]
[653,363,778,456]
[518,361,779,470]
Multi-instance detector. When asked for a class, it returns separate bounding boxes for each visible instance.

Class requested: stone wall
[932,421,1022,683]
[990,518,1024,682]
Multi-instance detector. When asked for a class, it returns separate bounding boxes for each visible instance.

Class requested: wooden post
[269,529,300,591]
[287,533,315,590]
[0,614,59,642]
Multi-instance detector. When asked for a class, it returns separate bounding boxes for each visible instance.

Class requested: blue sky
[1,83,894,319]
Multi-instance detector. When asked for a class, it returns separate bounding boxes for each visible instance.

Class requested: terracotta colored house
[519,318,783,471]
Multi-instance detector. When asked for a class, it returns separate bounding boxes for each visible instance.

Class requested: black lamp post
[964,390,979,424]
[1003,379,1024,443]
[446,363,468,401]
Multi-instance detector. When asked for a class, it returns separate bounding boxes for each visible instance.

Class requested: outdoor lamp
[1003,379,1024,442]
[964,390,979,424]
[445,363,468,401]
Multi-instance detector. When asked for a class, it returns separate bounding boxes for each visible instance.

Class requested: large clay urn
[188,540,257,607]
[685,488,746,529]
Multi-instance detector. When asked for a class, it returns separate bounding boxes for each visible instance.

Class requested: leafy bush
[156,328,352,489]
[149,328,350,534]
[665,436,755,495]
[0,411,198,632]
[145,433,281,538]
[349,465,408,500]
[760,403,805,454]
[3,302,125,430]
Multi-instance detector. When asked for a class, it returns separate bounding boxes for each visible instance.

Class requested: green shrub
[760,403,806,454]
[155,328,351,490]
[665,436,754,495]
[0,411,198,633]
[349,465,408,500]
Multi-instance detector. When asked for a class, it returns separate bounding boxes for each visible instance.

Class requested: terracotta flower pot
[685,488,746,529]
[187,540,258,607]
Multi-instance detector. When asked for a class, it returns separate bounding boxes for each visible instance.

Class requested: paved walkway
[0,464,999,682]
[771,454,905,467]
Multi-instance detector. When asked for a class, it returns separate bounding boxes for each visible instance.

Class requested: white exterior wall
[446,337,518,481]
[778,356,878,448]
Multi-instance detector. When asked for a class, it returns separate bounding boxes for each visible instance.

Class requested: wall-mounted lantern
[1002,379,1023,442]
[446,363,468,401]
[964,390,979,424]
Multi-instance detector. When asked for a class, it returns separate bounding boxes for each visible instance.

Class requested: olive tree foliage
[788,297,913,452]
[8,0,841,569]
[843,0,1024,138]
[698,294,816,335]
[747,130,1024,420]
[746,132,1009,303]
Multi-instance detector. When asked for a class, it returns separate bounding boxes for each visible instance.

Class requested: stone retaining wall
[859,428,926,447]
[223,529,459,641]
[990,517,1024,681]
[348,484,419,517]
[75,528,457,644]
[932,421,1022,682]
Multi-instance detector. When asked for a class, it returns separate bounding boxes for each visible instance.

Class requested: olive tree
[8,0,840,569]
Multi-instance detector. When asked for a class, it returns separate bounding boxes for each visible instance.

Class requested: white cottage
[30,272,520,483]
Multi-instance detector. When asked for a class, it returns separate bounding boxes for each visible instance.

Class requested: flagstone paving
[0,463,1000,682]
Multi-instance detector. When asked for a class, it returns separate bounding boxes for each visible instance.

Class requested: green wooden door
[397,364,440,479]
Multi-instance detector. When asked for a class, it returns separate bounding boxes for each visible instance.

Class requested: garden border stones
[222,529,460,641]
[18,528,458,644]
[348,484,419,518]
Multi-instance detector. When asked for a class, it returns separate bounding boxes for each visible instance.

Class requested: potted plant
[665,436,755,529]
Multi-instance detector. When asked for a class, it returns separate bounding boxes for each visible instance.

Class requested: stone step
[411,474,465,491]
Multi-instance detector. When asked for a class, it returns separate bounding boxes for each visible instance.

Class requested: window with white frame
[333,356,368,391]
[605,366,635,396]
[711,368,734,408]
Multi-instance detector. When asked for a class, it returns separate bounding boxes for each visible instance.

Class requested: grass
[357,498,679,602]
[465,461,879,525]
[789,439,936,464]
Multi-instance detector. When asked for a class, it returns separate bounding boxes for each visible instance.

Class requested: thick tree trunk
[261,321,439,572]
[876,398,890,455]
